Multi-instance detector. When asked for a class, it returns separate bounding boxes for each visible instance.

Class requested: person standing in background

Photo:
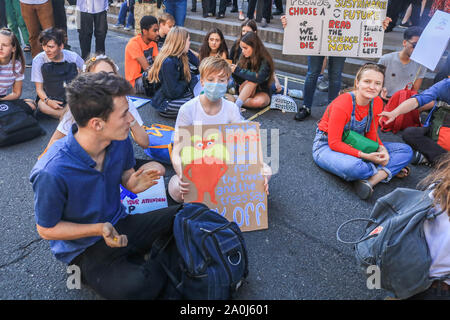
[76,0,108,60]
[5,0,31,52]
[19,0,54,57]
[52,0,70,49]
[0,0,8,28]
[164,0,187,26]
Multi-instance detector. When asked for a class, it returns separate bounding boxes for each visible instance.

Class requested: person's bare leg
[243,92,270,109]
[367,169,389,188]
[168,174,183,203]
[139,161,166,176]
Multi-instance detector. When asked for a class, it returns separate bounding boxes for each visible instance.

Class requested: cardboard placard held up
[177,122,268,232]
[283,0,387,58]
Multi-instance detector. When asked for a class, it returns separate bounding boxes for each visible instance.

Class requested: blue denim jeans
[164,0,187,26]
[118,1,134,28]
[303,56,346,108]
[312,129,413,182]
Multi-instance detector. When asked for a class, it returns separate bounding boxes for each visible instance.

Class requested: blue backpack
[157,203,249,300]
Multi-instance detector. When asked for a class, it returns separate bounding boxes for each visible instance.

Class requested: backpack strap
[336,218,379,245]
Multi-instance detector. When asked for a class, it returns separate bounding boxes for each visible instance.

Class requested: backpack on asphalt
[0,100,45,147]
[423,100,450,151]
[337,188,448,299]
[380,86,421,134]
[155,202,249,300]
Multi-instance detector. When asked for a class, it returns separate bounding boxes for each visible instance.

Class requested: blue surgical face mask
[203,82,227,101]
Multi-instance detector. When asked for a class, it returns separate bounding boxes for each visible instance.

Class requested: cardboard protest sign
[411,10,450,71]
[177,122,268,232]
[120,176,168,215]
[283,0,387,58]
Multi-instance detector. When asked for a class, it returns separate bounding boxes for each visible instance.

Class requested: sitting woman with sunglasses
[312,63,413,200]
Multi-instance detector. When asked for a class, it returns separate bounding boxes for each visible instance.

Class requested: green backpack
[424,101,450,151]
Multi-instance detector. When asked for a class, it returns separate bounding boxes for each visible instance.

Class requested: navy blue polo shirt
[30,126,136,264]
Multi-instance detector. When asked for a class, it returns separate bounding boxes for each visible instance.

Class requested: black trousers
[402,126,447,165]
[247,0,271,21]
[70,204,182,300]
[52,0,67,33]
[386,0,421,30]
[0,0,7,28]
[77,10,108,60]
[202,0,227,15]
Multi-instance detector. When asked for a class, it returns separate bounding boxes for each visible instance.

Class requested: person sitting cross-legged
[30,72,181,300]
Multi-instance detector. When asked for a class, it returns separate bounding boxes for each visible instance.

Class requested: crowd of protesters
[0,0,449,301]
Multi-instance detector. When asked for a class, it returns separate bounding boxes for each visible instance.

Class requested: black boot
[294,106,311,121]
[191,0,196,11]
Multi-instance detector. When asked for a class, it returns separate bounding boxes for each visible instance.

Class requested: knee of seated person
[168,175,183,203]
[140,161,166,176]
[401,127,423,141]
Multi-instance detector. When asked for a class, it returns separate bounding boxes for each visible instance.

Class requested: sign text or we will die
[283,0,387,58]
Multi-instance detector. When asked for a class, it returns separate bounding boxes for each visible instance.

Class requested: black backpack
[154,203,249,300]
[0,100,45,147]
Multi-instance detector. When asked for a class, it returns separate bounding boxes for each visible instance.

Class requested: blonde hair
[199,56,232,79]
[419,153,450,216]
[83,54,119,74]
[148,27,191,83]
[158,12,175,25]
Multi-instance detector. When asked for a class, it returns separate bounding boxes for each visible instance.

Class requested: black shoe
[203,12,208,17]
[353,180,373,200]
[230,6,238,12]
[191,7,196,12]
[294,107,311,121]
[217,13,225,19]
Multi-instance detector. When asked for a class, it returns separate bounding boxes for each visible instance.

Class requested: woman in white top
[410,153,450,300]
[43,54,164,174]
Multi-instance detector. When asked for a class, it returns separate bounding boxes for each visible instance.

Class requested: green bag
[342,130,379,154]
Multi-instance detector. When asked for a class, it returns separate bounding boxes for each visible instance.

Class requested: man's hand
[126,168,161,194]
[379,110,397,125]
[281,15,287,28]
[382,17,392,30]
[102,222,127,248]
[48,99,64,110]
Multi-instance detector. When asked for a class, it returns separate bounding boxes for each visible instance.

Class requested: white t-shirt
[175,96,244,129]
[56,97,144,135]
[424,191,450,284]
[31,49,84,83]
[378,52,427,97]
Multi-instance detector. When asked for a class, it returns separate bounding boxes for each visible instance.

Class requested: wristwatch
[44,97,50,103]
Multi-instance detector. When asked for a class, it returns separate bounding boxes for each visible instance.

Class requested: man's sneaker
[411,150,430,166]
[113,23,124,29]
[317,77,329,92]
[288,89,303,99]
[124,26,133,31]
[294,106,311,121]
[260,18,268,28]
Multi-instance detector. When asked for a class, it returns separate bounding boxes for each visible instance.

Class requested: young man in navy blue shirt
[30,72,180,299]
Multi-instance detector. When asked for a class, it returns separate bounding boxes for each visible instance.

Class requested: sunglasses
[407,40,417,48]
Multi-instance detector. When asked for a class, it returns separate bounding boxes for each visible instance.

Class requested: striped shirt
[0,60,24,96]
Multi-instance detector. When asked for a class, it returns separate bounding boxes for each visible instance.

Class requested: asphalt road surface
[0,28,431,300]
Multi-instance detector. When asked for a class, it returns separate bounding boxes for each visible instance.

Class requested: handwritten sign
[177,122,268,232]
[283,0,387,57]
[411,10,450,71]
[120,176,168,215]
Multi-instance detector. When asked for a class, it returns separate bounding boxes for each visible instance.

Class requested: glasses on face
[407,40,417,48]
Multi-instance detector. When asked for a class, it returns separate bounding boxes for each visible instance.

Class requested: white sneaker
[124,26,133,31]
[113,23,124,29]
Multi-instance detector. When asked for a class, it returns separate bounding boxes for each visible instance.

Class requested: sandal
[23,44,31,52]
[354,180,373,200]
[395,166,411,179]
